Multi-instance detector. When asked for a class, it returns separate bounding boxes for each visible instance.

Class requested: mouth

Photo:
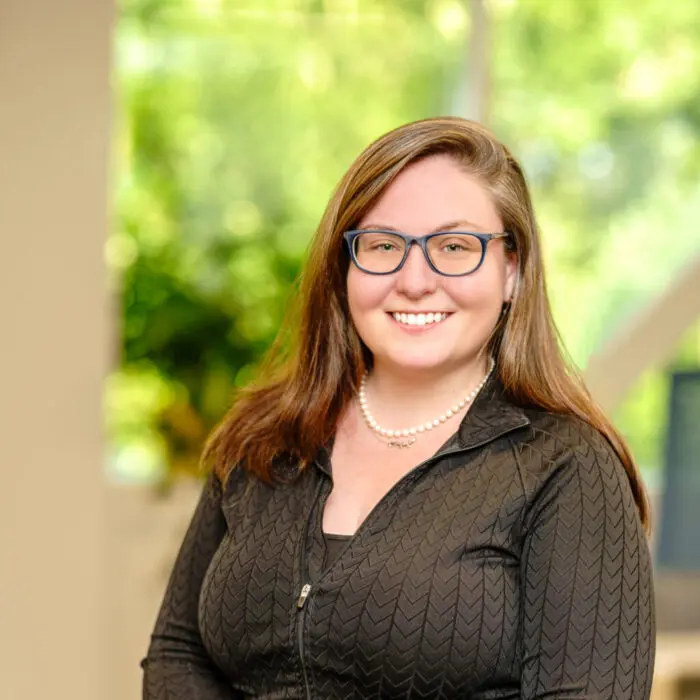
[389,311,452,328]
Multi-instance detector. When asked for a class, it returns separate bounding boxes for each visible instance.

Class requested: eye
[437,236,479,253]
[356,232,404,253]
[371,240,400,252]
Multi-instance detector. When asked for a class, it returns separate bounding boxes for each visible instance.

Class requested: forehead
[358,154,502,234]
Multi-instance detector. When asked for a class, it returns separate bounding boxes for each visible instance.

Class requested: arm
[519,436,655,699]
[141,474,239,699]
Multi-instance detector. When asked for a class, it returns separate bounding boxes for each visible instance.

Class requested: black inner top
[322,532,352,570]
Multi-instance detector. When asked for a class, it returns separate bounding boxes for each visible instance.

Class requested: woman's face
[346,154,516,376]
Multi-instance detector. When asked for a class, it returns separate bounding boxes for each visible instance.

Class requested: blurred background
[1,0,699,698]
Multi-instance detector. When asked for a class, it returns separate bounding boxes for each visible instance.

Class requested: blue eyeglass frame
[343,229,512,277]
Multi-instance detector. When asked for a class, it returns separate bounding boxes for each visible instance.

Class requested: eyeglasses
[343,229,511,277]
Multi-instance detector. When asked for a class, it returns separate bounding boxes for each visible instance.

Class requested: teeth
[392,312,448,326]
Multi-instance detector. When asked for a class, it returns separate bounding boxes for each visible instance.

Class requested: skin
[323,154,517,535]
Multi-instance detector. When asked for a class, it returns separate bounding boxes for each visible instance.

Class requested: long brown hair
[202,117,650,530]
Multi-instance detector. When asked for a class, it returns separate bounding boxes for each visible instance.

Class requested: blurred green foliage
[108,0,700,483]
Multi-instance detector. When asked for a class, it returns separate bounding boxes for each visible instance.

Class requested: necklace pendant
[387,437,416,448]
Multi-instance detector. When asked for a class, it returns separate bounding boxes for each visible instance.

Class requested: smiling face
[346,154,517,377]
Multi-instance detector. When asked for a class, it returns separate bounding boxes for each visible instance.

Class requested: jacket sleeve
[519,435,655,699]
[141,473,239,699]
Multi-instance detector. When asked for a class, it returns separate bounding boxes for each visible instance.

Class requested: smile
[390,312,450,327]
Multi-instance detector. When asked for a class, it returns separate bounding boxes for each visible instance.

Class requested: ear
[503,251,518,302]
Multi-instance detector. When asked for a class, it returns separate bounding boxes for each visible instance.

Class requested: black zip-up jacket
[142,380,655,699]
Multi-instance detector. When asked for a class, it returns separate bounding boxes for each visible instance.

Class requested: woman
[142,117,655,699]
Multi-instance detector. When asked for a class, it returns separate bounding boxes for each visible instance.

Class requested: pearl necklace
[359,359,495,448]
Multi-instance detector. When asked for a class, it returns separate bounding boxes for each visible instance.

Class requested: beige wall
[0,1,114,698]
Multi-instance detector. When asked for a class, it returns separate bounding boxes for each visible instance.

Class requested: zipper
[296,480,323,700]
[293,418,527,698]
[297,583,312,608]
[296,583,312,700]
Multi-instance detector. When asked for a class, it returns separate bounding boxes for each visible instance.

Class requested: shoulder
[217,457,318,511]
[507,408,632,517]
[515,407,615,467]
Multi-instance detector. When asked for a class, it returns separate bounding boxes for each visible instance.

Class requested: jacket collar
[314,375,530,475]
[453,374,530,451]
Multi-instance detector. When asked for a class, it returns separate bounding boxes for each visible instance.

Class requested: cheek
[443,269,506,316]
[347,267,391,317]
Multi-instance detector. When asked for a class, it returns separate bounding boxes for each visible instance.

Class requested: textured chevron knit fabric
[142,379,655,699]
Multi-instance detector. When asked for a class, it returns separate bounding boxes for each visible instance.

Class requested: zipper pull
[297,583,312,609]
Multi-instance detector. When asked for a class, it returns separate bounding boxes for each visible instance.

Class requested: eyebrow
[357,219,490,234]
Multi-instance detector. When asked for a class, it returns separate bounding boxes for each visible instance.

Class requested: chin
[375,350,454,375]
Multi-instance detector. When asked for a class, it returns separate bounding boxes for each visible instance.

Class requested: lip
[388,311,452,315]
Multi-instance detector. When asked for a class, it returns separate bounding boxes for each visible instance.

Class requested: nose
[393,243,438,298]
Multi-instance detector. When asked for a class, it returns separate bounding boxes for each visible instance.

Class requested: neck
[362,356,492,429]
